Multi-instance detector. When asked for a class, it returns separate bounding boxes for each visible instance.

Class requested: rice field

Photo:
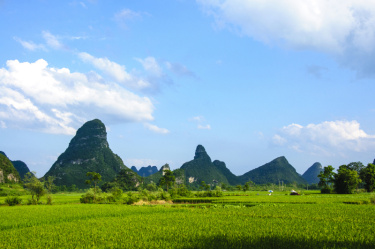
[1,191,375,248]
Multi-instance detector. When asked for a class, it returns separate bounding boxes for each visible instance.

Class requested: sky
[1,0,375,177]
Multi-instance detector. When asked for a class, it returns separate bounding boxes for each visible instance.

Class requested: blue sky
[1,0,375,177]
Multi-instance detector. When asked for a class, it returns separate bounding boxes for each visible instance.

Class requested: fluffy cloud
[197,0,375,76]
[272,120,375,156]
[144,123,170,134]
[78,52,151,90]
[0,59,154,134]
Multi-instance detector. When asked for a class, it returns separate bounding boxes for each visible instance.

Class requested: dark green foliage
[318,165,335,193]
[23,172,45,204]
[238,157,307,185]
[5,196,22,206]
[360,163,375,192]
[159,168,175,191]
[334,165,361,194]
[0,151,31,180]
[0,153,21,184]
[101,168,141,192]
[302,162,322,184]
[143,164,170,185]
[44,119,128,188]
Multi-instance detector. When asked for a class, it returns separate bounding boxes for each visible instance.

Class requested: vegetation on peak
[44,119,127,189]
[181,145,229,188]
[194,145,211,162]
[0,153,20,183]
[0,151,31,180]
[238,156,307,185]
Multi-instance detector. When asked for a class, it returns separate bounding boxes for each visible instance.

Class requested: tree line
[318,162,375,194]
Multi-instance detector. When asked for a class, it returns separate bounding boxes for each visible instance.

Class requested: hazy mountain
[44,119,133,188]
[238,156,307,185]
[131,165,158,177]
[0,151,30,180]
[302,162,323,184]
[0,153,20,183]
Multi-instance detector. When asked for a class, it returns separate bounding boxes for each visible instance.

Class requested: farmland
[1,191,375,248]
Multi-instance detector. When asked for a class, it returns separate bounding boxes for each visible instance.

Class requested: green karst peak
[44,119,131,188]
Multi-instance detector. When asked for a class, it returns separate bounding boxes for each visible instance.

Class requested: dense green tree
[346,162,364,173]
[23,172,45,204]
[318,165,335,193]
[334,165,361,194]
[236,185,242,191]
[146,182,158,191]
[159,169,175,191]
[243,182,250,192]
[85,172,102,202]
[361,163,375,192]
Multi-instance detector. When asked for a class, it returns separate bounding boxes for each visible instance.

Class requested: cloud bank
[198,0,375,77]
[0,59,154,135]
[272,120,375,156]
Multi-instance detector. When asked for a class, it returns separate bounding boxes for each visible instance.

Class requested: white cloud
[198,124,211,130]
[190,115,211,130]
[144,123,170,134]
[273,120,375,156]
[0,59,154,134]
[78,52,151,90]
[136,57,163,77]
[14,37,46,51]
[42,31,64,50]
[197,0,375,77]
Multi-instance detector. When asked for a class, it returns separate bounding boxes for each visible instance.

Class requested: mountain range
[1,119,340,188]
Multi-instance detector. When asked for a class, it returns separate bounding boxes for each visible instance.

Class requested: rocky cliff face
[44,119,128,188]
[302,162,323,184]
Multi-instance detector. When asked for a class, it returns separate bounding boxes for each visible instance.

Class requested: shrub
[5,196,22,206]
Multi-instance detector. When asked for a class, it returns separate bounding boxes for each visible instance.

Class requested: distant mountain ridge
[44,119,137,188]
[238,156,307,185]
[131,165,158,177]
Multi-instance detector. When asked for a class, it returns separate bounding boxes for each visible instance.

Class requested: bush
[321,187,332,194]
[5,196,22,206]
[123,192,140,205]
[46,195,53,205]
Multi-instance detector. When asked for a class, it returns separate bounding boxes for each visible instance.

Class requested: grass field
[1,191,375,248]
